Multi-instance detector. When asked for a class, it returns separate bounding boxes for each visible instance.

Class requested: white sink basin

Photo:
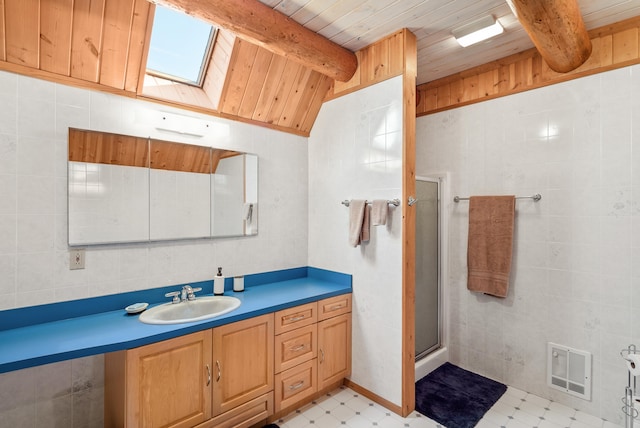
[139,296,241,325]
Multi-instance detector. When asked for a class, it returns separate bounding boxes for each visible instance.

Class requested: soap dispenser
[214,267,225,295]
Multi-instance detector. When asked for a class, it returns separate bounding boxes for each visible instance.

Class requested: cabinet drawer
[198,392,273,428]
[275,324,317,373]
[274,359,317,412]
[318,294,351,321]
[274,302,317,334]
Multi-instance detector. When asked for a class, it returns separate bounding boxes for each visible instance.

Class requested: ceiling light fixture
[452,15,504,47]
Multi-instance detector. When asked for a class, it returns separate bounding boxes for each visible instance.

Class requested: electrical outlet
[70,249,85,270]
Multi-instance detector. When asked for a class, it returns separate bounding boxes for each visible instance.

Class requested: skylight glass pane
[147,6,214,85]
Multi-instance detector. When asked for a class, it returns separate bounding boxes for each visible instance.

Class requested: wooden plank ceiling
[0,0,151,92]
[0,0,334,136]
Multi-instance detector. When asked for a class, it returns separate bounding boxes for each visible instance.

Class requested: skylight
[146,5,216,87]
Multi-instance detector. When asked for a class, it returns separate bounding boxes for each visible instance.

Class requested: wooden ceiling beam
[510,0,592,73]
[152,0,358,82]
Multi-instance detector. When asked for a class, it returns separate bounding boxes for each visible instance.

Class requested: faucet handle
[183,285,202,301]
[165,291,180,304]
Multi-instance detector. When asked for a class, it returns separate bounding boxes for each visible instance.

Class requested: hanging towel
[348,200,366,247]
[371,200,388,226]
[467,195,515,298]
[360,203,370,243]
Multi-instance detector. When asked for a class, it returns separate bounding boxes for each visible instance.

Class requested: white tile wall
[0,70,309,426]
[416,64,640,424]
[0,70,308,309]
[308,76,404,406]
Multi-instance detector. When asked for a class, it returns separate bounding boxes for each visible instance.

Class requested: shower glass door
[415,178,440,359]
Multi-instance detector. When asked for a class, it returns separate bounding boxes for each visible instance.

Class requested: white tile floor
[274,386,624,428]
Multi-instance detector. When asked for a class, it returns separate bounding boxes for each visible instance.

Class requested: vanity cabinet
[209,313,274,427]
[104,295,349,427]
[274,302,319,412]
[317,294,352,390]
[104,330,212,428]
[273,294,352,414]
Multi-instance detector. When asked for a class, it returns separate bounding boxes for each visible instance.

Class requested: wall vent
[547,342,592,400]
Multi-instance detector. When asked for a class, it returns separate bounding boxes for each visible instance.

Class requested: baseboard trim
[343,379,403,416]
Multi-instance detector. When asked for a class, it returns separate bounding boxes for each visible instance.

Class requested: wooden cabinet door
[124,330,213,428]
[317,312,352,390]
[212,313,274,416]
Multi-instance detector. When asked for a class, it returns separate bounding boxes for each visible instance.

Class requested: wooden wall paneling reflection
[150,140,214,174]
[68,128,149,168]
[69,128,245,175]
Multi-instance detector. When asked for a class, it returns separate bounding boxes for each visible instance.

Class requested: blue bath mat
[415,362,507,428]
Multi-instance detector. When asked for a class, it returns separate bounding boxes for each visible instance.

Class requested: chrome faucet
[181,285,202,301]
[165,285,202,304]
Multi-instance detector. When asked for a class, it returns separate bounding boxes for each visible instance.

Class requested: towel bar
[453,194,542,203]
[341,199,400,207]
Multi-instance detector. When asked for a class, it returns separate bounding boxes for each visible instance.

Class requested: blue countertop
[0,267,351,374]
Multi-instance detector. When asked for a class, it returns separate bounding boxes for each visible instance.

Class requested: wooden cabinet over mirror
[68,128,258,245]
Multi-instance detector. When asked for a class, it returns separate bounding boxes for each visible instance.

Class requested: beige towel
[349,200,366,247]
[467,195,515,298]
[371,200,387,226]
[360,204,370,243]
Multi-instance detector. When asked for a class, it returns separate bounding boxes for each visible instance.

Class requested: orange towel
[467,195,515,298]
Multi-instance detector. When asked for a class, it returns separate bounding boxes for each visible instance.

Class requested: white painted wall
[308,76,404,406]
[417,65,640,424]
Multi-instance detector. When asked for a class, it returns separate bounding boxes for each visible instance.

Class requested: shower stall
[415,176,447,380]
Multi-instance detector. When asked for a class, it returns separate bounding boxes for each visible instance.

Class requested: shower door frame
[415,175,443,361]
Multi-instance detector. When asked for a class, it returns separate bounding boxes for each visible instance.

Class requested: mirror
[68,128,258,246]
[149,139,211,241]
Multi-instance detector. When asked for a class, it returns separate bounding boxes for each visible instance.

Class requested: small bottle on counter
[233,276,245,292]
[214,267,225,295]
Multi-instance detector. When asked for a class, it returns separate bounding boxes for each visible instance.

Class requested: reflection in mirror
[150,140,211,240]
[68,128,258,245]
[68,129,150,245]
[211,152,258,237]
